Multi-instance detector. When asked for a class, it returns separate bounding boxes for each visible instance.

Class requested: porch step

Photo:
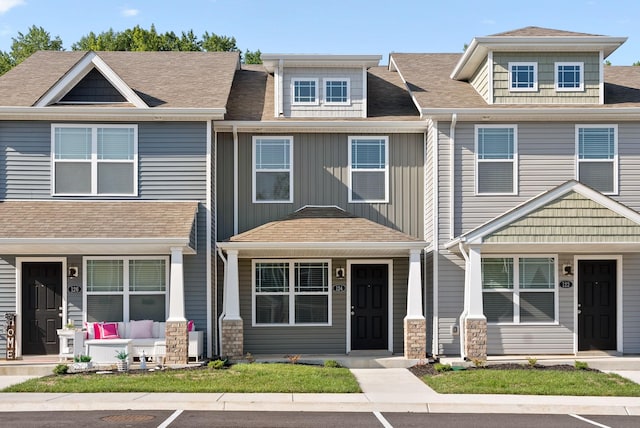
[0,364,57,376]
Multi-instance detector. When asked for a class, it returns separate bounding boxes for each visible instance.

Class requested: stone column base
[165,320,188,365]
[221,318,243,359]
[404,318,426,359]
[464,317,487,361]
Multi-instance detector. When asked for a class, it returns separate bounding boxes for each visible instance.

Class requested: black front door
[351,264,388,350]
[578,260,617,351]
[21,262,63,355]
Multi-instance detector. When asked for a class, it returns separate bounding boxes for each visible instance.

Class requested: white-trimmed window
[292,78,319,105]
[475,125,517,195]
[576,125,618,194]
[323,78,350,104]
[84,257,168,322]
[509,62,538,92]
[52,124,137,196]
[482,256,557,324]
[253,260,331,326]
[253,136,293,203]
[556,62,584,91]
[349,136,389,203]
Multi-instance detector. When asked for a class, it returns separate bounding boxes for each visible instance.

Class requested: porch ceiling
[0,200,199,255]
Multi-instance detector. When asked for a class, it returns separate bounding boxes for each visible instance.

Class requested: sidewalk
[0,367,639,414]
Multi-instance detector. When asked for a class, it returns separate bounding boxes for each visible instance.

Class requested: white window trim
[252,136,294,204]
[555,62,584,92]
[251,259,333,327]
[82,256,170,323]
[474,124,518,196]
[508,62,538,92]
[575,124,618,195]
[51,123,138,196]
[482,254,559,325]
[348,136,389,203]
[291,78,319,106]
[323,77,351,105]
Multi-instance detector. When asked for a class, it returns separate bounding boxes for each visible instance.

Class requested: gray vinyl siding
[283,67,365,118]
[470,57,489,102]
[623,253,640,353]
[0,257,16,356]
[217,132,424,240]
[436,252,464,356]
[184,207,208,351]
[393,258,408,354]
[216,132,235,240]
[493,52,600,104]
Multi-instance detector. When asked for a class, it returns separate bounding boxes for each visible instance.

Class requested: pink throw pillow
[188,320,194,331]
[95,322,119,339]
[129,319,154,339]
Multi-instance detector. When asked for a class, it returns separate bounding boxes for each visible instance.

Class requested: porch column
[165,247,188,365]
[464,244,487,361]
[222,250,243,359]
[404,248,426,360]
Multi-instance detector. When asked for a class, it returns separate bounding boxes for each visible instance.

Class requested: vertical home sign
[5,313,16,360]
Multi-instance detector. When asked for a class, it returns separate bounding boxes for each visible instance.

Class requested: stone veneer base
[404,318,427,360]
[464,317,487,361]
[165,320,188,365]
[222,318,243,359]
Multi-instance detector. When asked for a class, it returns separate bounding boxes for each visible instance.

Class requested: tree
[633,61,640,66]
[201,32,238,52]
[243,49,262,64]
[0,25,63,74]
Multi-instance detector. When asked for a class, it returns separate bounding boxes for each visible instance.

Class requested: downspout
[233,125,239,235]
[216,247,228,356]
[449,113,457,241]
[428,122,439,357]
[207,121,213,358]
[458,241,470,359]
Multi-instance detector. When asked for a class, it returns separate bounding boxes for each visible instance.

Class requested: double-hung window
[349,136,389,203]
[475,125,517,195]
[576,125,617,194]
[85,257,168,323]
[292,78,319,105]
[556,62,584,91]
[323,78,350,104]
[253,260,331,326]
[482,256,557,324]
[52,124,137,196]
[509,62,538,92]
[253,136,293,203]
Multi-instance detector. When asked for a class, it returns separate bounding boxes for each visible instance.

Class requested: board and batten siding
[492,52,600,104]
[216,132,424,240]
[623,253,640,353]
[283,67,364,118]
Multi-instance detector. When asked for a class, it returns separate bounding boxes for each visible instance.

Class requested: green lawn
[2,363,361,393]
[421,369,640,396]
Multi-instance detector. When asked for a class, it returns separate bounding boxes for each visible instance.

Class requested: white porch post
[467,245,484,318]
[168,247,186,321]
[222,249,243,358]
[404,248,426,359]
[464,244,487,360]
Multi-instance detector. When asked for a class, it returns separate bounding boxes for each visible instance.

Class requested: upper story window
[475,125,517,195]
[482,256,557,324]
[509,62,538,92]
[576,125,617,194]
[52,124,137,196]
[556,62,584,91]
[253,136,293,203]
[349,136,389,203]
[292,78,319,105]
[323,78,350,104]
[253,260,331,326]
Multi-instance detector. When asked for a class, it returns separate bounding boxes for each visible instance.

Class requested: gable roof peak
[489,26,603,38]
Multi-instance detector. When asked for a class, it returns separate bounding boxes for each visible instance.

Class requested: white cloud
[121,8,139,17]
[0,0,25,14]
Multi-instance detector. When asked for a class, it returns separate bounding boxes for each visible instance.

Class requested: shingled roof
[489,26,602,37]
[0,50,240,108]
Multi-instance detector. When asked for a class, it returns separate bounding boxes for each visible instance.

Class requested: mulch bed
[409,362,597,378]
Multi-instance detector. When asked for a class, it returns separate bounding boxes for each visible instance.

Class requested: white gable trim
[35,52,148,108]
[449,180,640,247]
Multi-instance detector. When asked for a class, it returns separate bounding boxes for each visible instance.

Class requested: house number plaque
[559,280,573,288]
[68,285,82,293]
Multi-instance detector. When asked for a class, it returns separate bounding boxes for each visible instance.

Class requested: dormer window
[509,62,537,92]
[555,62,584,91]
[292,78,319,105]
[323,78,350,104]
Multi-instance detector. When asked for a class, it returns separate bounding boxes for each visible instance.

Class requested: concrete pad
[605,370,640,384]
[219,393,293,402]
[427,403,630,415]
[292,393,368,403]
[350,367,438,400]
[0,375,40,389]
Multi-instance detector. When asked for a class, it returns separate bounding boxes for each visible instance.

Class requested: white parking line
[373,411,393,428]
[569,414,611,428]
[157,409,183,428]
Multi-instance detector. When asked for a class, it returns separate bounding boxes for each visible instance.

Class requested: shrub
[527,357,538,367]
[208,359,226,370]
[574,360,589,370]
[73,354,92,363]
[53,364,68,375]
[434,363,452,372]
[471,358,486,367]
[245,352,255,363]
[324,359,341,368]
[286,354,301,364]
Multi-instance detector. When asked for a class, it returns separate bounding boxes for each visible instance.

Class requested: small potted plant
[115,349,129,372]
[72,354,93,371]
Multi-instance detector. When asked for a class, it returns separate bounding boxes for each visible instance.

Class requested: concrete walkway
[0,367,639,415]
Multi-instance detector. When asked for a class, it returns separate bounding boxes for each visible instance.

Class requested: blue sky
[1,0,639,65]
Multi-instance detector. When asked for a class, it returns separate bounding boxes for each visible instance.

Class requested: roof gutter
[421,107,640,122]
[0,107,227,121]
[217,241,428,251]
[214,120,426,133]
